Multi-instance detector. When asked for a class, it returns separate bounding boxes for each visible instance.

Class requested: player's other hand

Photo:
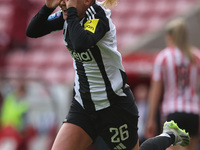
[46,0,62,9]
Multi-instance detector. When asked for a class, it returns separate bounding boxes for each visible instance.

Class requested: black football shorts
[64,86,139,150]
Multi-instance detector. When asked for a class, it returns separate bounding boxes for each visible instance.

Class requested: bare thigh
[51,123,93,150]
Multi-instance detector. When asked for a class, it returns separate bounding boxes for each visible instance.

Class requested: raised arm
[26,0,64,38]
[65,0,110,52]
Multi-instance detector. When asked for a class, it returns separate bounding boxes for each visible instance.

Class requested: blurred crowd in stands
[0,77,73,150]
[0,0,33,52]
[0,79,67,150]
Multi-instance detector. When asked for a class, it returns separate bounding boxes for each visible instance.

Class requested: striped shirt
[152,47,200,116]
[63,1,127,111]
[26,1,128,112]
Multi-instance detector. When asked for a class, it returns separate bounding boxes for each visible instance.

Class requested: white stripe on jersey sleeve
[90,6,96,14]
[86,6,96,20]
[86,11,92,20]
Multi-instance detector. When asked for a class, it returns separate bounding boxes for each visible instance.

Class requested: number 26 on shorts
[109,124,129,143]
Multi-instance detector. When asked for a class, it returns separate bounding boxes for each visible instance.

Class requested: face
[59,0,68,20]
[59,0,92,20]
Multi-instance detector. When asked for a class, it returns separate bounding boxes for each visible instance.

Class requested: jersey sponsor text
[69,49,93,62]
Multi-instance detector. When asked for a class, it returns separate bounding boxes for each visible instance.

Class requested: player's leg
[139,134,174,150]
[51,123,93,150]
[139,120,190,150]
[51,99,96,150]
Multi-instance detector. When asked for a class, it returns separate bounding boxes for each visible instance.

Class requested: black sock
[167,133,175,144]
[139,135,172,150]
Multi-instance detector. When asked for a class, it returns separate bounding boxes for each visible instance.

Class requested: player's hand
[145,119,157,139]
[46,0,62,9]
[66,0,77,8]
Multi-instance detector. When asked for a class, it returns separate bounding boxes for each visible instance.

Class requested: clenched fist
[46,0,62,9]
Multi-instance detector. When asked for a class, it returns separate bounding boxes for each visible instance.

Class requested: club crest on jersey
[84,19,99,33]
[69,49,93,62]
[48,11,62,21]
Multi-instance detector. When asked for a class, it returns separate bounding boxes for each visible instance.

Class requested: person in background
[0,81,29,150]
[26,0,190,149]
[0,82,28,131]
[0,92,3,128]
[145,18,200,150]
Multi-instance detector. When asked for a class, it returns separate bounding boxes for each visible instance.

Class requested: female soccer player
[26,0,190,149]
[146,18,200,150]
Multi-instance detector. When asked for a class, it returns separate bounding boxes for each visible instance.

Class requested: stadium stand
[0,0,199,83]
